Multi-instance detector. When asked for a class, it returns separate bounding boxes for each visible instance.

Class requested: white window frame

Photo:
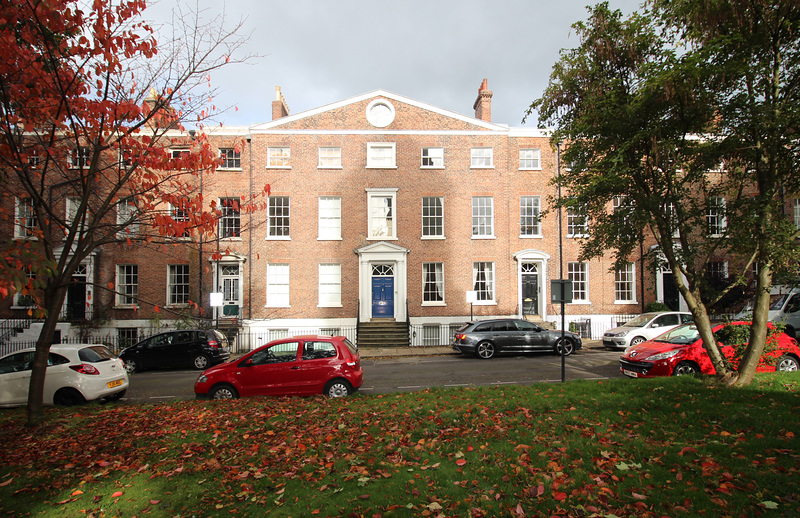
[472,261,496,304]
[568,262,589,303]
[707,196,727,237]
[318,196,342,240]
[567,206,589,238]
[167,264,190,306]
[519,148,541,170]
[520,196,542,237]
[367,188,398,240]
[116,200,139,239]
[794,199,800,230]
[422,196,444,239]
[421,147,444,169]
[70,146,91,169]
[266,263,290,307]
[422,262,445,306]
[267,147,290,168]
[367,142,396,168]
[169,201,191,239]
[13,268,36,308]
[318,147,342,169]
[470,147,493,169]
[116,264,138,307]
[318,263,342,307]
[14,197,37,240]
[614,262,636,304]
[267,196,290,240]
[218,197,241,239]
[471,196,494,238]
[219,148,241,169]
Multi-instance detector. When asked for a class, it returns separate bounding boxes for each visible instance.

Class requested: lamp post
[557,141,566,383]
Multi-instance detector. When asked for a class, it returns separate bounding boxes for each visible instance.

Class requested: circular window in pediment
[366,99,395,128]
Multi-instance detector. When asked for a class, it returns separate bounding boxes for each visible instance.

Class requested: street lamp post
[557,141,566,383]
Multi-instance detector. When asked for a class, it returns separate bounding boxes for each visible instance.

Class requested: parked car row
[2,315,799,407]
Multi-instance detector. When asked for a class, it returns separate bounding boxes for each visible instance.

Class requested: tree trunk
[26,285,68,426]
[734,260,773,386]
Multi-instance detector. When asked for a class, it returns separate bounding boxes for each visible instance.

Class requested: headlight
[647,349,680,361]
[197,375,208,383]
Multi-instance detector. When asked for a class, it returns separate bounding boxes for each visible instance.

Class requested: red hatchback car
[195,335,363,399]
[620,322,800,378]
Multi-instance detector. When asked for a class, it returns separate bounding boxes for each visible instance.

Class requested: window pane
[219,148,241,168]
[267,264,290,307]
[319,147,342,168]
[568,262,587,301]
[472,197,494,236]
[319,196,341,239]
[520,196,541,236]
[421,147,443,168]
[519,148,541,169]
[422,263,444,302]
[268,147,290,167]
[473,262,495,301]
[168,264,190,305]
[117,265,138,305]
[319,264,341,306]
[268,197,290,237]
[614,263,635,303]
[422,197,444,237]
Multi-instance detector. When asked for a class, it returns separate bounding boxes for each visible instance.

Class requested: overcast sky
[144,0,644,128]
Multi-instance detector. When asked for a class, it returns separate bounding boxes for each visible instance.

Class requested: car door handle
[291,366,300,370]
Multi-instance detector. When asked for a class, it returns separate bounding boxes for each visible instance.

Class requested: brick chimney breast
[272,86,290,120]
[473,78,493,122]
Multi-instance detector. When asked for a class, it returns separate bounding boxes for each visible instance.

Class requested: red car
[620,322,800,378]
[195,335,363,399]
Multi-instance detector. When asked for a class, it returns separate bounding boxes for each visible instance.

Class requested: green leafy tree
[530,0,800,385]
[0,0,265,424]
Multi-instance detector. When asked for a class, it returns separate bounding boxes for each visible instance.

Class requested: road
[121,349,624,403]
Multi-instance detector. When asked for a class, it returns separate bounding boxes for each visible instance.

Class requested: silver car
[602,312,693,349]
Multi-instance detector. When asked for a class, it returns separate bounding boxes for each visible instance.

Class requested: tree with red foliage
[0,0,266,424]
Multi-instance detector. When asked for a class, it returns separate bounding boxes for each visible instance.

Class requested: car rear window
[78,345,115,363]
[343,338,358,356]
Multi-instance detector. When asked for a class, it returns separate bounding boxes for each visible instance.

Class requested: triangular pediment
[250,90,509,133]
[354,241,410,255]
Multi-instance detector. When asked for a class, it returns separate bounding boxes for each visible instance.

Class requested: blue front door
[372,277,394,317]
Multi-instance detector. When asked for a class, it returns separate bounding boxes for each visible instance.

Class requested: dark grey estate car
[452,318,582,359]
[120,329,230,373]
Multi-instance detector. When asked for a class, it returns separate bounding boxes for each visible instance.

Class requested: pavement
[358,339,605,358]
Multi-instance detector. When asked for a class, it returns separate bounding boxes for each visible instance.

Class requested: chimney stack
[272,86,290,120]
[473,78,492,122]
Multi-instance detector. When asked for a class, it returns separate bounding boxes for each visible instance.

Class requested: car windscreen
[623,314,656,327]
[78,345,116,362]
[654,325,700,345]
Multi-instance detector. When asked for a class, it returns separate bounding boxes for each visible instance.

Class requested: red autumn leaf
[455,459,467,466]
[679,447,698,456]
[111,491,123,498]
[553,491,567,501]
[632,492,647,500]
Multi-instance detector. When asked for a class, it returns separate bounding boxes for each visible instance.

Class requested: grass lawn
[0,373,798,517]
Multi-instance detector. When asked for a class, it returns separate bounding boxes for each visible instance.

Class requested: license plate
[622,369,638,378]
[107,379,124,388]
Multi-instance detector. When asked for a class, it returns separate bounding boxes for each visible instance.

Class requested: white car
[0,344,128,408]
[602,312,693,349]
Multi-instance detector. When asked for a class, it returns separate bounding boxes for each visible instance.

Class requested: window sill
[317,304,343,308]
[218,168,243,172]
[264,305,291,309]
[317,237,343,241]
[471,235,496,240]
[519,234,543,239]
[614,300,638,305]
[567,235,589,239]
[266,166,291,170]
[421,235,446,240]
[166,304,190,309]
[569,300,592,305]
[471,301,497,306]
[366,166,398,169]
[519,168,543,171]
[114,305,139,310]
[470,166,495,170]
[421,166,445,170]
[421,302,446,307]
[318,166,343,170]
[220,237,243,242]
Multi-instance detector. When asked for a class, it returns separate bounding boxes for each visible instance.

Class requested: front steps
[357,319,409,348]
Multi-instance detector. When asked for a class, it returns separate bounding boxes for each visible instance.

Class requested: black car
[120,329,231,373]
[452,318,582,359]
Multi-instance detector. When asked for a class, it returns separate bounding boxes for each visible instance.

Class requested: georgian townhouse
[6,79,731,350]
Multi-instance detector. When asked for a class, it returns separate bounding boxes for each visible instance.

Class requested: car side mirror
[240,358,254,367]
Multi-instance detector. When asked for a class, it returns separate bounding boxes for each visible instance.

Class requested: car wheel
[324,379,353,398]
[776,355,799,372]
[210,384,238,400]
[192,354,210,370]
[476,341,495,359]
[555,338,574,356]
[672,361,699,376]
[53,388,86,406]
[123,359,138,374]
[630,336,646,346]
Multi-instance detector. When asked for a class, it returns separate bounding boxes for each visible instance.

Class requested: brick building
[4,80,689,350]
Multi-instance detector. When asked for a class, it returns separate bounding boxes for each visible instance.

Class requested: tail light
[455,334,466,341]
[70,364,100,375]
[207,339,221,349]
